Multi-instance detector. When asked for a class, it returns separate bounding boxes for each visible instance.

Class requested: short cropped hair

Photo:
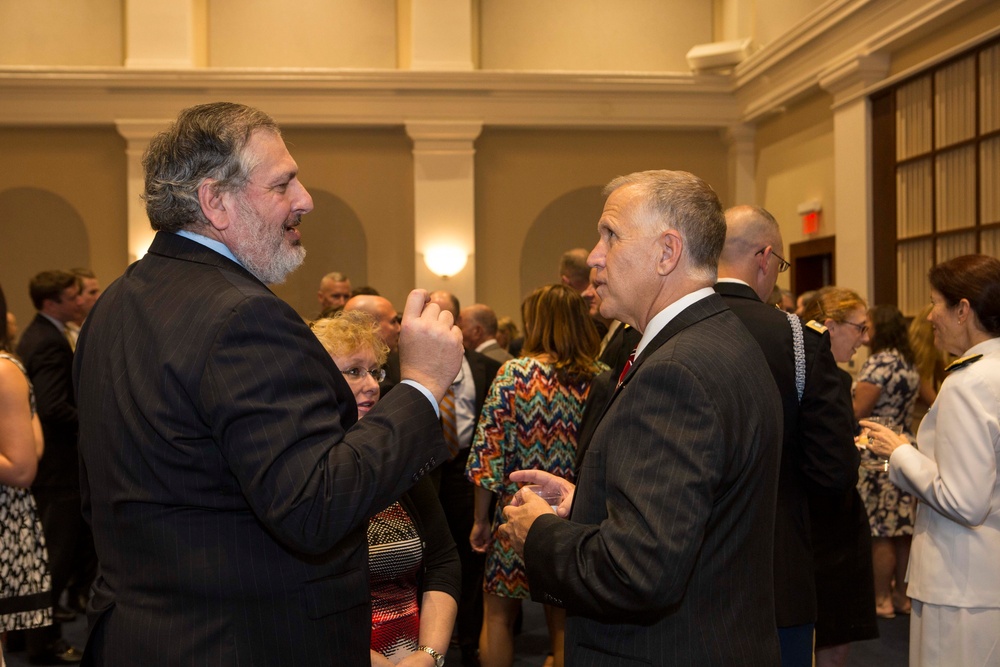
[29,270,78,310]
[604,170,726,281]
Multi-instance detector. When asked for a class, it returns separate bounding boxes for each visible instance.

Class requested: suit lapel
[603,294,728,414]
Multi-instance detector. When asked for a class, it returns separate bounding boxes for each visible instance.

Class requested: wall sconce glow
[424,246,468,278]
[130,241,152,264]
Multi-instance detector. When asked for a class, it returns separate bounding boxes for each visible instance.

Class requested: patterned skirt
[0,485,52,631]
[857,449,916,537]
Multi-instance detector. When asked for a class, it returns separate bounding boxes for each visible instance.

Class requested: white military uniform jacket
[889,336,1000,608]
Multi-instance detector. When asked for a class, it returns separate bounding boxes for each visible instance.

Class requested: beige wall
[0,0,123,66]
[208,0,397,68]
[755,92,835,294]
[475,128,729,321]
[0,127,128,333]
[479,0,711,72]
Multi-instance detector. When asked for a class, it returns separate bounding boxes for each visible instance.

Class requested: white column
[723,123,756,206]
[819,54,890,300]
[405,121,483,309]
[115,120,173,263]
[124,0,203,68]
[405,0,474,71]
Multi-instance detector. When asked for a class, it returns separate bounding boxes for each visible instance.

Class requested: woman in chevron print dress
[466,284,607,667]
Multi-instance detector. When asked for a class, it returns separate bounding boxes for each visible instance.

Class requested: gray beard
[230,201,307,285]
[238,242,305,285]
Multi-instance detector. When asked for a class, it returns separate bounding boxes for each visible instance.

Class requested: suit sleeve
[200,293,449,555]
[796,331,859,492]
[522,361,723,620]
[26,340,77,426]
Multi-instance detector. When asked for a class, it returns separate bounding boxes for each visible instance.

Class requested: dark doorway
[789,236,835,297]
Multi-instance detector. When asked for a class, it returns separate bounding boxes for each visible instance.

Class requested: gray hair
[142,102,280,233]
[604,170,726,280]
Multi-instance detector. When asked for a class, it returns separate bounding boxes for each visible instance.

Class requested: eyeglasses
[841,320,869,336]
[339,367,387,383]
[755,247,791,273]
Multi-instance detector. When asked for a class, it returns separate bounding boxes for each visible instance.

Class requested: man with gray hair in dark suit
[502,170,782,666]
[74,102,463,666]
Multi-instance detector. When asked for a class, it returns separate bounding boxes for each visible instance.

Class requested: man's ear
[198,178,230,231]
[655,230,683,276]
[757,245,773,274]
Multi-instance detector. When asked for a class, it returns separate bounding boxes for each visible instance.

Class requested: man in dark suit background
[501,170,782,665]
[73,102,464,666]
[16,269,85,664]
[715,205,859,666]
[429,290,502,667]
[459,303,513,365]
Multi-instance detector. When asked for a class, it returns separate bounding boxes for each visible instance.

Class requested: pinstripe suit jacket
[73,232,449,666]
[523,294,782,666]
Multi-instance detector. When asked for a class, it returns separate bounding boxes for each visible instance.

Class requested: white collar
[634,287,715,358]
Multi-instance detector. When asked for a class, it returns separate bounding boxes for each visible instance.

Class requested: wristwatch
[417,645,445,667]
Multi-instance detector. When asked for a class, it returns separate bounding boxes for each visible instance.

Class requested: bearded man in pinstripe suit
[502,170,783,666]
[73,102,463,666]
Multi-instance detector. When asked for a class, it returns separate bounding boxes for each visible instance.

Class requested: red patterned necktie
[617,348,636,389]
[440,384,460,459]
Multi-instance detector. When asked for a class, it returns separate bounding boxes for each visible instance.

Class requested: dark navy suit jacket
[524,294,783,666]
[74,231,449,666]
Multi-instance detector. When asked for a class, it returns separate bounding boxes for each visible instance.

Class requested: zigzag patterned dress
[465,356,606,599]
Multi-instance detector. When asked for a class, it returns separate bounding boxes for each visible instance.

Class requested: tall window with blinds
[872,37,1000,316]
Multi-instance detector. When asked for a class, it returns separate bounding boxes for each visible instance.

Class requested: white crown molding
[736,0,993,121]
[734,0,873,82]
[0,0,994,132]
[819,53,891,101]
[0,68,738,129]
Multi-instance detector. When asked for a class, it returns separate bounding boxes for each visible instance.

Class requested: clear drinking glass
[859,416,899,472]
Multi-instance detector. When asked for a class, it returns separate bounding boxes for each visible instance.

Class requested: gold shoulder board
[945,354,983,373]
[805,320,827,334]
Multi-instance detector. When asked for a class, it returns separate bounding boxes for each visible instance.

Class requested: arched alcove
[517,185,604,303]
[0,187,91,329]
[270,188,368,320]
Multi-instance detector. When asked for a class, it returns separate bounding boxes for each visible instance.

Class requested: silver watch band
[417,645,445,666]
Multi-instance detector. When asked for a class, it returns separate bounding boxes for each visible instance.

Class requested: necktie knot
[617,348,636,389]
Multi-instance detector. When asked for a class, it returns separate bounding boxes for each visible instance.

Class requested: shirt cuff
[400,379,440,418]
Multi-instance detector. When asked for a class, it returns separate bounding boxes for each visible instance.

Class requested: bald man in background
[715,204,861,666]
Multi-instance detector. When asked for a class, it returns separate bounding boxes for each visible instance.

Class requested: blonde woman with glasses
[311,311,459,667]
